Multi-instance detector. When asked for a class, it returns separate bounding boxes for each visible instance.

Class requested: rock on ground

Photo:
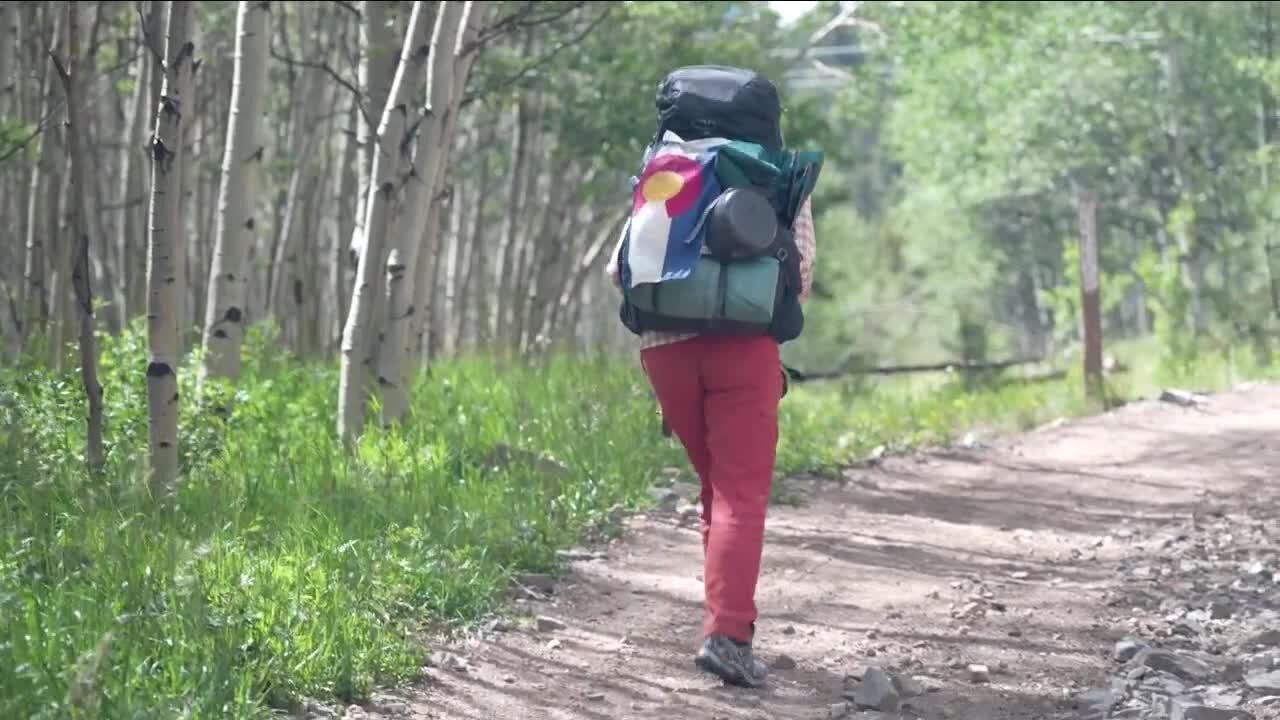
[1245,670,1280,694]
[535,615,568,632]
[1138,649,1216,683]
[1115,639,1149,663]
[1170,697,1254,720]
[850,666,900,711]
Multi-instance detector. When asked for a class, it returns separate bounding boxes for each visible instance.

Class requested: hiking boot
[695,634,767,688]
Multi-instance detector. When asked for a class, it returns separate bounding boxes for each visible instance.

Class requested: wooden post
[1076,188,1104,405]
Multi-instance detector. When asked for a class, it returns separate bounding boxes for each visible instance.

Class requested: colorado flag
[625,132,727,287]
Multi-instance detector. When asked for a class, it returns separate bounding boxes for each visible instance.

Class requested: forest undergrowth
[1,325,1275,720]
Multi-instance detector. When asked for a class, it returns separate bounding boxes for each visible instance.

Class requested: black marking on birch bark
[149,137,174,170]
[159,93,181,123]
[212,329,227,338]
[224,307,242,323]
[292,280,303,305]
[245,217,255,230]
[146,362,173,378]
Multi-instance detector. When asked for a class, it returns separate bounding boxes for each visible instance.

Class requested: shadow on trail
[413,388,1280,720]
[424,617,1091,719]
[764,527,1111,585]
[808,424,1280,538]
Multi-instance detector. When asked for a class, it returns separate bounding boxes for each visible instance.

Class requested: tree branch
[99,44,144,78]
[0,122,47,165]
[48,49,70,84]
[780,0,886,68]
[271,48,372,129]
[2,24,153,166]
[333,1,362,20]
[4,17,136,167]
[99,194,148,212]
[464,1,589,56]
[462,4,615,108]
[277,0,298,89]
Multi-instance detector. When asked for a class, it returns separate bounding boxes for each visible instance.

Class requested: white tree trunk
[267,3,326,346]
[41,6,69,369]
[174,12,198,351]
[494,91,531,346]
[50,161,72,372]
[332,99,360,351]
[0,4,14,109]
[0,2,14,248]
[348,0,399,263]
[192,73,218,336]
[408,2,486,368]
[119,50,151,328]
[199,0,270,389]
[54,2,105,472]
[145,0,193,494]
[375,0,468,424]
[23,67,52,340]
[546,213,624,344]
[444,174,468,356]
[338,0,436,441]
[460,118,493,351]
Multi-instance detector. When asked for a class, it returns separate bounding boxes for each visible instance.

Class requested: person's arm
[794,198,816,304]
[605,218,629,289]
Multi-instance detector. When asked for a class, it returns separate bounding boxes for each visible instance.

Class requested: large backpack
[617,66,822,344]
[654,65,785,153]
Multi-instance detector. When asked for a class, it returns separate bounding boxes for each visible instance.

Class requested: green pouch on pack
[714,141,825,223]
[715,141,783,190]
[629,255,782,327]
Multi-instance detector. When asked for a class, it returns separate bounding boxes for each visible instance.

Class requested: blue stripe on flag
[658,153,721,282]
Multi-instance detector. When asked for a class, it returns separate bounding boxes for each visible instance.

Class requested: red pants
[641,334,783,644]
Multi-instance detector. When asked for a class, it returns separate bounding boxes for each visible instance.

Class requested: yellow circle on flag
[642,170,684,203]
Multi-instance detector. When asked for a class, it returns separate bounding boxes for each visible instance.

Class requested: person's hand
[606,218,629,290]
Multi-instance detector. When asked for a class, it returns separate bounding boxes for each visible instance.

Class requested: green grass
[779,333,1280,472]
[1,325,1275,720]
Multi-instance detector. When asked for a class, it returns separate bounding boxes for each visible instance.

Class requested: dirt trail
[370,382,1280,720]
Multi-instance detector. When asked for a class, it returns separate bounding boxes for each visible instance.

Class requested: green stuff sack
[723,257,783,323]
[628,255,783,333]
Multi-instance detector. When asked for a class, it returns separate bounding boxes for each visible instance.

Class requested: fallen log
[783,356,1047,383]
[1159,388,1208,407]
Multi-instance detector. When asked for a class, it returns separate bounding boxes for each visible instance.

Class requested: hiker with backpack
[606,66,823,688]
